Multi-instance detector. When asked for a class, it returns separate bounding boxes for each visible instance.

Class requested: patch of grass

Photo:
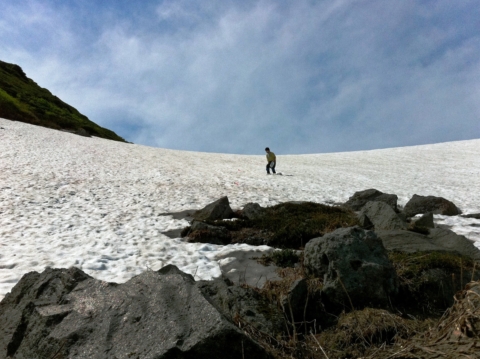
[207,202,359,249]
[314,308,435,359]
[389,251,478,315]
[0,60,126,142]
[389,251,475,285]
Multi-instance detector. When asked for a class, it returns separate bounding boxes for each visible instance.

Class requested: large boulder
[344,189,398,211]
[358,201,407,230]
[376,228,480,261]
[304,227,398,309]
[192,196,234,221]
[0,266,272,359]
[403,194,461,217]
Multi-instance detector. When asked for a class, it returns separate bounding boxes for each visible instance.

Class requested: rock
[281,278,308,322]
[192,196,234,221]
[304,227,398,309]
[376,228,480,261]
[344,189,398,211]
[216,249,282,288]
[413,212,435,229]
[403,194,461,217]
[0,265,272,359]
[357,213,374,229]
[428,228,480,260]
[197,277,285,336]
[461,213,480,220]
[376,229,444,253]
[184,220,231,245]
[359,201,407,230]
[242,202,266,220]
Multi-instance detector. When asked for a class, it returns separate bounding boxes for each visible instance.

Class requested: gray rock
[359,201,407,230]
[357,213,374,229]
[304,227,398,308]
[242,202,266,220]
[0,265,272,359]
[413,212,435,229]
[216,249,282,288]
[461,213,480,220]
[192,196,234,221]
[344,189,398,211]
[376,228,480,261]
[403,194,461,217]
[281,279,308,322]
[197,277,284,336]
[428,228,480,260]
[376,229,445,253]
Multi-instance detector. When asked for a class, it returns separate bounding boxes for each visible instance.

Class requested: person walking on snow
[265,147,276,174]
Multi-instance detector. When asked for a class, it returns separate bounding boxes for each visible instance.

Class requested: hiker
[265,147,276,174]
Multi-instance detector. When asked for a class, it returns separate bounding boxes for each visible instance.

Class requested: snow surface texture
[1,118,479,300]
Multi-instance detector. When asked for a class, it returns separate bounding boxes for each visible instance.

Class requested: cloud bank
[1,0,479,154]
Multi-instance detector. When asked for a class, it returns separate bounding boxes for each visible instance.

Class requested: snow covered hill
[1,117,479,300]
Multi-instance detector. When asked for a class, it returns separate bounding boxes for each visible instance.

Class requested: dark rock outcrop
[183,220,231,245]
[304,227,398,309]
[403,194,461,217]
[344,189,398,211]
[358,201,407,230]
[192,196,234,221]
[0,265,272,359]
[461,213,480,220]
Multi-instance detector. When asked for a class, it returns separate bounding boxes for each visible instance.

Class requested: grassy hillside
[0,60,126,142]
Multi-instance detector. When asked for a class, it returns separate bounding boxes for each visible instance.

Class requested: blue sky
[1,0,479,154]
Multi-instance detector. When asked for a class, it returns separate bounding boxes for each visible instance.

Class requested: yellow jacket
[266,151,276,162]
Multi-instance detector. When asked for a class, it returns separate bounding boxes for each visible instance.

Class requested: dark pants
[266,161,276,174]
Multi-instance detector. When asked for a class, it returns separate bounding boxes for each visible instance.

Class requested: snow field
[0,118,479,300]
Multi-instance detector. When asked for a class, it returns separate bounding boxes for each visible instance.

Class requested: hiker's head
[265,147,270,152]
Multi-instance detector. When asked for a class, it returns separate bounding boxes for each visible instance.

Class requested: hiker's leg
[272,162,276,174]
[266,163,270,174]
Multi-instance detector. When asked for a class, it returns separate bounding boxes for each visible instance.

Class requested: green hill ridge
[0,60,126,142]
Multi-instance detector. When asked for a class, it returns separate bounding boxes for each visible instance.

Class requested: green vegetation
[206,202,359,248]
[0,60,126,142]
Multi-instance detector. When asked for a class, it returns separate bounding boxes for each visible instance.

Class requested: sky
[0,0,479,154]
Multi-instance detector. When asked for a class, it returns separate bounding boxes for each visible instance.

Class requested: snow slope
[1,118,479,300]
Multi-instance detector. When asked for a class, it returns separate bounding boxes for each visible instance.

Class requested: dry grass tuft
[313,308,434,359]
[390,280,480,358]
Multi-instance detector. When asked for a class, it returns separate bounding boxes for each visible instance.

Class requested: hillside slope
[0,60,126,142]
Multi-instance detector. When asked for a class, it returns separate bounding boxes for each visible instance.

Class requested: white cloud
[0,0,479,154]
